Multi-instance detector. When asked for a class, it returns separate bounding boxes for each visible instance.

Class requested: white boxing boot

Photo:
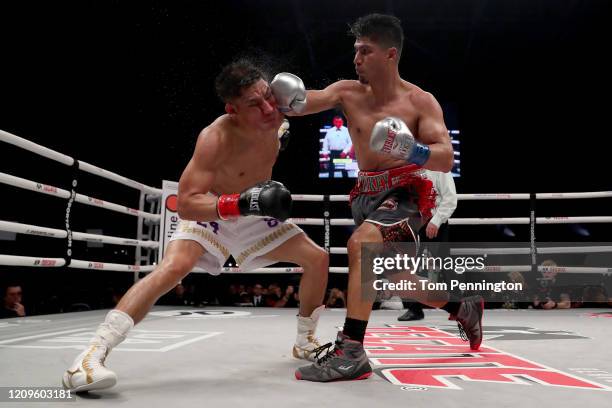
[62,309,134,392]
[292,305,325,361]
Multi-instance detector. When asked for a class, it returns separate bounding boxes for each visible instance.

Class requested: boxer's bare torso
[178,80,284,221]
[304,79,449,172]
[199,115,281,194]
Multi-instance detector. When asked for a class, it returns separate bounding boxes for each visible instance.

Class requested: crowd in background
[3,272,610,319]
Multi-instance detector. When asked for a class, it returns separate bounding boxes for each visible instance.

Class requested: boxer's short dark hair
[215,59,268,102]
[349,13,404,61]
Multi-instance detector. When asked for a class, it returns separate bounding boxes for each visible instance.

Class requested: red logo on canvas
[587,313,612,318]
[365,326,610,391]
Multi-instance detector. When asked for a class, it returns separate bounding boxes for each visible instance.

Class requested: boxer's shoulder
[331,80,368,106]
[194,118,233,162]
[403,83,440,113]
[334,79,365,95]
[322,79,362,99]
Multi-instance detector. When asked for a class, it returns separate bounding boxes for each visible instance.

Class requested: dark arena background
[1,1,611,406]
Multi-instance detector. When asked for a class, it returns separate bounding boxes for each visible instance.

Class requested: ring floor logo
[585,312,612,318]
[149,310,252,319]
[365,325,610,391]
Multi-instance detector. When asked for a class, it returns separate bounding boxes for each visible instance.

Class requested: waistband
[354,164,424,194]
[350,164,436,218]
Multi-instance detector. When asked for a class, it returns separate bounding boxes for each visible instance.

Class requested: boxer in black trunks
[271,13,484,382]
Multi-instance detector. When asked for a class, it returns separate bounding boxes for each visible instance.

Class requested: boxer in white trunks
[62,58,329,392]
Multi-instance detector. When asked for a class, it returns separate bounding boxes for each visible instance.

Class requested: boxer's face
[354,37,397,84]
[230,79,283,131]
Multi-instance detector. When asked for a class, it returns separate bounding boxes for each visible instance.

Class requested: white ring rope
[68,259,155,272]
[74,193,160,221]
[451,246,612,255]
[293,192,612,202]
[0,255,66,267]
[471,265,612,275]
[0,130,73,165]
[77,160,161,196]
[287,218,356,226]
[0,220,159,248]
[0,171,71,199]
[290,194,327,201]
[449,216,612,225]
[0,129,161,196]
[191,265,611,275]
[330,195,350,201]
[0,254,155,272]
[536,216,612,224]
[536,266,612,274]
[0,171,160,221]
[0,220,66,239]
[2,253,608,275]
[289,216,612,226]
[287,218,324,225]
[204,266,349,274]
[71,231,158,248]
[533,192,612,199]
[333,246,612,256]
[457,193,530,200]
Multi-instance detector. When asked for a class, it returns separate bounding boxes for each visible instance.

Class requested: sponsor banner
[159,180,179,265]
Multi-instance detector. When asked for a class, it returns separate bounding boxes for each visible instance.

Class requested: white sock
[296,305,324,345]
[91,309,134,350]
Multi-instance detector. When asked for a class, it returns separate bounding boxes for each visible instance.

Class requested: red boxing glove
[217,194,240,220]
[217,181,292,221]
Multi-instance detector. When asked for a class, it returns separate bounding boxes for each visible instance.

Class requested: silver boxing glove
[270,73,307,113]
[369,117,430,166]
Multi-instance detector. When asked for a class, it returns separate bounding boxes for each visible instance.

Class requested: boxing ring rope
[456,192,612,200]
[293,192,612,201]
[211,266,611,275]
[1,128,162,275]
[451,246,612,255]
[2,128,612,279]
[213,267,350,274]
[288,216,612,226]
[0,172,160,221]
[0,220,159,248]
[0,255,156,272]
[0,129,161,196]
[449,216,612,225]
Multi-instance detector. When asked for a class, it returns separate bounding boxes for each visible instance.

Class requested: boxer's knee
[160,257,193,283]
[347,235,361,258]
[156,240,203,283]
[298,245,329,275]
[347,225,382,259]
[309,247,329,275]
